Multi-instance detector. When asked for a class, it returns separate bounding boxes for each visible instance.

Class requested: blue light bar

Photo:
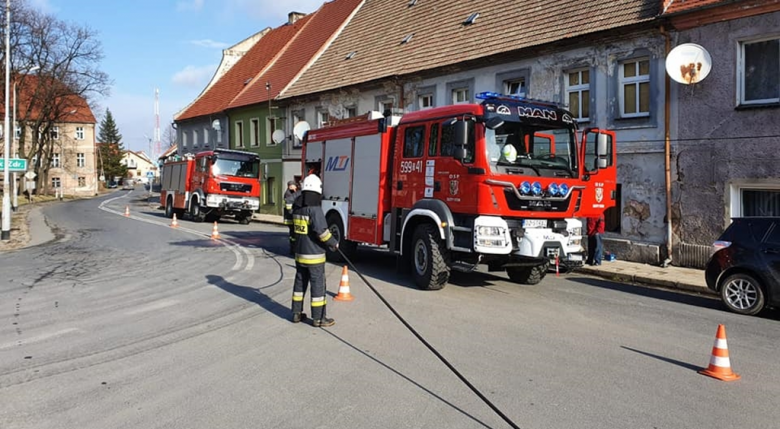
[477,91,566,110]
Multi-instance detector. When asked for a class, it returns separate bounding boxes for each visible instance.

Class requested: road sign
[24,170,36,180]
[146,171,154,178]
[0,158,27,172]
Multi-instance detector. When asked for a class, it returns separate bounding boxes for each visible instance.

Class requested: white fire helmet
[302,174,322,194]
[501,144,518,163]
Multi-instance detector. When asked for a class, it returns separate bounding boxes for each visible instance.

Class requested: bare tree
[1,1,111,194]
[163,123,177,149]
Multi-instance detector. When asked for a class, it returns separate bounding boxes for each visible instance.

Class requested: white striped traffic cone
[699,324,740,381]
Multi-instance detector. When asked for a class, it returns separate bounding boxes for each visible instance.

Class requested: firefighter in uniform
[283,180,299,255]
[291,174,338,327]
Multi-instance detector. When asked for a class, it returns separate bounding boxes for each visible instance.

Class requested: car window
[763,223,780,245]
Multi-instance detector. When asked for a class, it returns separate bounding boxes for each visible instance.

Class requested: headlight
[531,182,542,196]
[477,226,504,236]
[572,227,582,236]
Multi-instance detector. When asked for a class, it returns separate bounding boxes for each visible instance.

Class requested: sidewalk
[251,212,713,296]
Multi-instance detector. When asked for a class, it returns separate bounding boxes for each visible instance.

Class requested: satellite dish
[211,119,221,131]
[665,43,712,85]
[272,129,286,144]
[293,121,311,141]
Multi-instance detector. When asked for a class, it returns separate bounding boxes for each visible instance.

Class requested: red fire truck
[300,92,616,290]
[161,148,261,224]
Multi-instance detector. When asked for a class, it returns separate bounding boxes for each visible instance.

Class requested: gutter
[659,24,673,268]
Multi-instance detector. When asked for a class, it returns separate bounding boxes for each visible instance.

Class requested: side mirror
[453,147,468,161]
[452,120,469,147]
[597,134,610,169]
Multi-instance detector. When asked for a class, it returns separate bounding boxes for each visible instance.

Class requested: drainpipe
[660,24,673,268]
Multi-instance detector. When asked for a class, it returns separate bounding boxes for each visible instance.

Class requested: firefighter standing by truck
[291,174,338,327]
[283,180,299,255]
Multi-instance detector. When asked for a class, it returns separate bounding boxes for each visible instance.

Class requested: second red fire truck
[300,92,616,290]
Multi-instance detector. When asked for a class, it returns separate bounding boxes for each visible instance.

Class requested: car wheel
[720,273,766,316]
[165,196,174,219]
[506,263,549,285]
[190,199,205,222]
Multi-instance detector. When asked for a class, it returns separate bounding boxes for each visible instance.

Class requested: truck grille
[220,183,252,193]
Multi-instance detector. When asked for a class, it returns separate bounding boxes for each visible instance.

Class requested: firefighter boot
[312,317,335,328]
[292,312,307,323]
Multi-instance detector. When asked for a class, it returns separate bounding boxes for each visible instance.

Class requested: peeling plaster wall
[283,29,669,262]
[671,11,780,246]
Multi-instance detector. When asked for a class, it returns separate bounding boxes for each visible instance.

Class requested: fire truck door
[393,124,426,207]
[578,128,617,217]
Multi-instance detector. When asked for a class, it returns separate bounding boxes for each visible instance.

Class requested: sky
[28,0,326,157]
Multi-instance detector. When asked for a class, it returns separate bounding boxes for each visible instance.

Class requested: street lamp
[12,65,40,211]
[2,0,11,240]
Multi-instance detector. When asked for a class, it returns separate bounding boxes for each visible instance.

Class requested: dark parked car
[705,217,780,316]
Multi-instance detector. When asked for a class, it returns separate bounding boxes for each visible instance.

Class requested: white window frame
[737,36,780,105]
[51,177,61,188]
[266,117,278,146]
[618,58,650,118]
[77,152,85,167]
[75,126,84,140]
[419,94,434,110]
[346,106,357,118]
[317,110,330,128]
[292,110,304,148]
[504,79,526,96]
[203,127,209,145]
[565,68,590,122]
[77,176,86,187]
[251,118,261,147]
[729,183,780,218]
[235,121,244,148]
[15,123,21,139]
[51,153,60,168]
[50,126,59,140]
[451,87,470,104]
[192,129,199,147]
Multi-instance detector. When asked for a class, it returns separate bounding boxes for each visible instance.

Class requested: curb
[577,266,717,297]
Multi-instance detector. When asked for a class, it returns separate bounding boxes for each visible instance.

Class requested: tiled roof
[4,74,96,123]
[175,16,312,121]
[227,0,364,110]
[283,0,661,98]
[662,0,731,15]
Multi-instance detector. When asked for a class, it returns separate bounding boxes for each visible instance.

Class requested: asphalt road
[1,191,779,429]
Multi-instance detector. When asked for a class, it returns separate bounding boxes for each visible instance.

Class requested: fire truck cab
[301,92,616,290]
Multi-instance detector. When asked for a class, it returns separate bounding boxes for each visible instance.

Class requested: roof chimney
[288,11,306,25]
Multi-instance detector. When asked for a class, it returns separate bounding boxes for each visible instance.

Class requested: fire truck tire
[190,199,205,222]
[326,213,356,262]
[411,224,450,290]
[206,213,221,223]
[164,197,174,218]
[506,263,548,285]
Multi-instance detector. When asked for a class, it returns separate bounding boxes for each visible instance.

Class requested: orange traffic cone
[334,266,354,301]
[124,206,130,217]
[699,324,740,381]
[210,221,221,240]
[170,213,179,228]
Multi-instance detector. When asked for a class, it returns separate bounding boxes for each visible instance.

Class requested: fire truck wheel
[190,199,205,222]
[165,197,174,218]
[506,263,548,285]
[326,213,356,262]
[411,224,450,290]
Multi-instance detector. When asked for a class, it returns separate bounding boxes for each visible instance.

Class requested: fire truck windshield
[211,157,260,178]
[485,124,577,178]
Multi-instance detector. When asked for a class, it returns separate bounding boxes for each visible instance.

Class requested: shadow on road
[206,274,290,322]
[621,346,703,372]
[323,330,497,429]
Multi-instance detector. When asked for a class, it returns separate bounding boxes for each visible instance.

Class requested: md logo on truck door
[325,155,350,171]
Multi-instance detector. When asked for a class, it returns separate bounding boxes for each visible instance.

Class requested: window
[266,177,275,204]
[78,177,86,187]
[266,117,278,145]
[15,123,21,139]
[375,95,395,115]
[739,37,780,105]
[346,106,357,118]
[77,153,85,167]
[428,123,439,156]
[235,121,244,147]
[216,125,222,144]
[403,126,425,158]
[51,153,60,168]
[75,126,84,140]
[292,110,304,148]
[619,58,650,118]
[50,126,59,140]
[203,127,209,145]
[505,79,526,96]
[182,131,188,149]
[317,110,330,128]
[418,94,434,110]
[51,177,61,188]
[250,118,260,146]
[452,87,470,104]
[497,69,529,97]
[742,189,780,217]
[192,129,199,146]
[565,68,590,121]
